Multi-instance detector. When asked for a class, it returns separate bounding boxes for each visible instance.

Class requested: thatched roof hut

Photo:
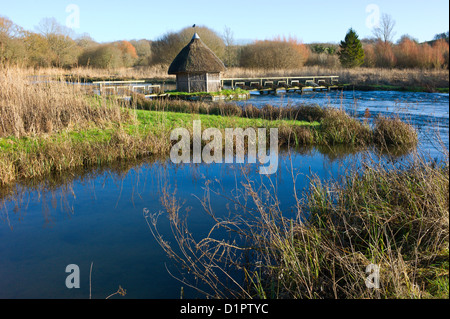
[169,33,226,93]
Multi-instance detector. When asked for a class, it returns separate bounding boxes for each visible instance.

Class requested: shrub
[362,43,377,67]
[239,37,309,70]
[374,41,396,68]
[373,116,418,146]
[78,44,124,69]
[395,37,421,68]
[319,109,371,145]
[431,39,449,69]
[116,40,138,67]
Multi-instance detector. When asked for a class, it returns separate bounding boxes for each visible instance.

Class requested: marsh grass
[129,96,418,149]
[0,67,130,138]
[130,93,327,122]
[374,115,419,147]
[147,150,449,299]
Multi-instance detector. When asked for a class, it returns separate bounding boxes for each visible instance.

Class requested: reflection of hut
[168,33,226,93]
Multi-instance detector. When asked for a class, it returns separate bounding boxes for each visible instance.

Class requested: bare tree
[373,13,396,43]
[36,17,74,38]
[223,26,237,67]
[35,18,79,67]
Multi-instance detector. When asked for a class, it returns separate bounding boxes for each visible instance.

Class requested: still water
[0,91,448,299]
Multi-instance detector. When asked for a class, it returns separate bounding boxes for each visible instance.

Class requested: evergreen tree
[338,28,365,68]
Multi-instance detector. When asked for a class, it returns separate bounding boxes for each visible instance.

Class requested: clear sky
[1,0,449,44]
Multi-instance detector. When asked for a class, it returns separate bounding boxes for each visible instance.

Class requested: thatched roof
[168,33,226,75]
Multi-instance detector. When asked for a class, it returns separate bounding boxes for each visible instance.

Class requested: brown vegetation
[0,67,128,137]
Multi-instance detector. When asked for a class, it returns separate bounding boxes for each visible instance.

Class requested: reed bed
[131,93,326,122]
[0,67,128,137]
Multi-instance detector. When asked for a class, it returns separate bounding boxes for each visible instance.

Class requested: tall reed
[0,66,128,138]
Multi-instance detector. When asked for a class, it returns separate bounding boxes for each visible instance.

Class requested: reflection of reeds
[0,155,167,229]
[147,149,449,299]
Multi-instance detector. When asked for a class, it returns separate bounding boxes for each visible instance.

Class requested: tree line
[1,15,448,70]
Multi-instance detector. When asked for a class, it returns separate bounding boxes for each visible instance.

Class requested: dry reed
[0,66,128,138]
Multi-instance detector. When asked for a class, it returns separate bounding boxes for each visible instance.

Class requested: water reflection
[0,143,420,298]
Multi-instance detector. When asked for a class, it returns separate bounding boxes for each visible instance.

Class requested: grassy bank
[148,152,449,299]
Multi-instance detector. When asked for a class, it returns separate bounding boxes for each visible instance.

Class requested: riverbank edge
[0,100,419,187]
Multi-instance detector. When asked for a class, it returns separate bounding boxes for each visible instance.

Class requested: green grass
[0,109,318,156]
[424,250,449,298]
[133,109,317,130]
[166,88,250,97]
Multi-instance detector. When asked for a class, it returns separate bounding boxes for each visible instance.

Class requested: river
[0,90,448,298]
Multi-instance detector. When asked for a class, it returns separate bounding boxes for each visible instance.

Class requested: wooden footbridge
[221,75,341,94]
[88,75,341,98]
[91,80,162,97]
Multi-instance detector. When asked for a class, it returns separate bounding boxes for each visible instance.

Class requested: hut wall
[176,72,222,93]
[176,73,189,92]
[206,73,221,92]
[188,73,207,92]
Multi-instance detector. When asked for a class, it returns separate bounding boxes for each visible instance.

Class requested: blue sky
[1,0,448,43]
